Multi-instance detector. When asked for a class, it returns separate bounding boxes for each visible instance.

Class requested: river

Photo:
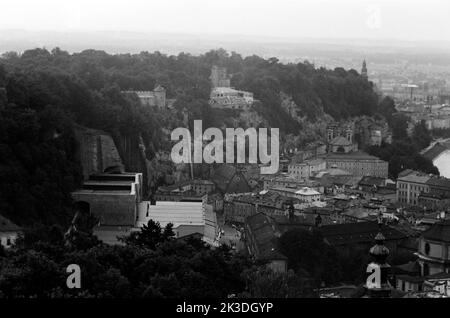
[433,149,450,178]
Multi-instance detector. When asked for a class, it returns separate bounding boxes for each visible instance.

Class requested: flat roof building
[72,172,143,227]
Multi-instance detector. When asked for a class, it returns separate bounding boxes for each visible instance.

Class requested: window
[6,238,11,246]
[425,242,430,255]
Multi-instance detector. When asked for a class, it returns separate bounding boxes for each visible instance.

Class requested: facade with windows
[324,151,388,178]
[417,220,450,276]
[395,220,450,296]
[396,170,431,206]
[288,158,326,179]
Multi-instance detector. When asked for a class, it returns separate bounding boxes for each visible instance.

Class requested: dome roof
[369,244,390,257]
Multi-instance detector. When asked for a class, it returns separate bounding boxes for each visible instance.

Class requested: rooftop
[137,201,204,228]
[422,220,450,243]
[426,176,450,189]
[295,187,321,196]
[0,214,21,232]
[319,221,407,246]
[397,170,433,184]
[245,213,282,260]
[359,176,386,187]
[325,151,386,161]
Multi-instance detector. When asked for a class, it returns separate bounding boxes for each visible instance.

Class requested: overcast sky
[0,0,449,42]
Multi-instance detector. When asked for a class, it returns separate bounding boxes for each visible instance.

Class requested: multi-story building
[223,191,297,223]
[261,175,324,193]
[395,220,450,296]
[418,176,450,210]
[426,176,450,198]
[209,87,254,110]
[136,198,218,245]
[72,172,144,227]
[417,220,450,275]
[396,170,431,206]
[288,158,326,179]
[324,151,389,178]
[326,122,358,153]
[208,65,254,110]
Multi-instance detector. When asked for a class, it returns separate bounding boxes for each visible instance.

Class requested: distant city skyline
[0,0,449,44]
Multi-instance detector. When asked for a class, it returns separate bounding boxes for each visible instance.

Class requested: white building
[269,186,322,203]
[288,158,326,179]
[136,198,218,245]
[209,87,254,110]
[295,187,322,203]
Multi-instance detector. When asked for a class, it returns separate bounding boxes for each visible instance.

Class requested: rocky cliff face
[75,126,154,195]
[280,92,303,123]
[74,125,124,180]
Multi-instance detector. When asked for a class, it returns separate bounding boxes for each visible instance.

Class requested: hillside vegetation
[0,48,387,226]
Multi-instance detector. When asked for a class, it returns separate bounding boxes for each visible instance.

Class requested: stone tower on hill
[210,65,231,88]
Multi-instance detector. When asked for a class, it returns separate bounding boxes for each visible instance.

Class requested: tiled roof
[422,220,450,242]
[397,170,432,184]
[246,213,282,259]
[319,221,407,246]
[359,176,386,187]
[426,176,450,189]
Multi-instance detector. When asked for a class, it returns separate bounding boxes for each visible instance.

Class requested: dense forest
[0,47,387,227]
[0,220,319,298]
[0,220,415,298]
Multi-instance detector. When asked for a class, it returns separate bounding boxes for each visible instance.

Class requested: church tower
[365,215,392,298]
[361,60,368,80]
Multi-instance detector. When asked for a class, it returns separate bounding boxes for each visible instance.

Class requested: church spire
[361,59,368,80]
